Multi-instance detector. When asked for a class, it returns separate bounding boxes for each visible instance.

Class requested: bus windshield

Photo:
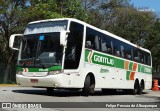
[18,32,63,68]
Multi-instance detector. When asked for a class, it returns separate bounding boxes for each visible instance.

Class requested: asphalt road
[0,86,160,111]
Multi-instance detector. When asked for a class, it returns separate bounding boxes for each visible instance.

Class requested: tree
[0,0,87,83]
[0,0,30,83]
[144,19,160,73]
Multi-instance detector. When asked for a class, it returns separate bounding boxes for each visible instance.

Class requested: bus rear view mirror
[9,34,23,50]
[60,31,69,46]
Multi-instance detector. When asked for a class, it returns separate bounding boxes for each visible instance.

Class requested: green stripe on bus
[140,65,152,74]
[16,67,23,71]
[85,49,90,62]
[16,66,62,72]
[85,49,152,74]
[48,66,62,71]
[91,52,114,67]
[126,71,130,80]
[138,64,141,72]
[115,58,124,69]
[129,62,133,71]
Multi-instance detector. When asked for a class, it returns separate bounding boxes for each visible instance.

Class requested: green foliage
[82,0,160,73]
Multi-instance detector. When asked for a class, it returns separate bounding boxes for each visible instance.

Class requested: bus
[9,18,152,96]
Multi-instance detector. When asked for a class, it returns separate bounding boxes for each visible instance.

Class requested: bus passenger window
[101,42,107,52]
[126,53,131,59]
[121,45,124,58]
[140,54,144,63]
[148,55,151,65]
[134,57,138,61]
[86,41,92,48]
[100,36,113,54]
[124,46,132,60]
[114,48,120,56]
[94,36,100,50]
[86,27,101,51]
[138,52,144,63]
[133,49,139,62]
[145,55,149,65]
[107,48,112,54]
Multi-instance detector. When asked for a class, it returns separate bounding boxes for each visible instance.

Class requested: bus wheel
[82,75,94,96]
[132,81,139,95]
[137,83,143,95]
[138,80,144,95]
[47,87,54,95]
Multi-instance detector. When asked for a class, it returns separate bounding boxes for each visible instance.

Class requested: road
[0,86,160,111]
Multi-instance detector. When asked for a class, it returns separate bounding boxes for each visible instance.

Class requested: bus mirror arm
[9,34,23,50]
[60,31,70,46]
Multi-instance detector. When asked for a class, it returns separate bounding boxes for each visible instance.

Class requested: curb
[0,84,17,86]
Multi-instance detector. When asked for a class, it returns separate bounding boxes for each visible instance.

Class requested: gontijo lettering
[94,55,114,65]
[144,68,151,73]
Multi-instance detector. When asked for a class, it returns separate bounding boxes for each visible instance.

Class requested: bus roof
[28,18,151,54]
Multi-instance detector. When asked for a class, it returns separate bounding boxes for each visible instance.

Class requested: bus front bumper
[16,74,65,88]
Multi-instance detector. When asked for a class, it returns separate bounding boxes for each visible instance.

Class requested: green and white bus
[9,18,152,96]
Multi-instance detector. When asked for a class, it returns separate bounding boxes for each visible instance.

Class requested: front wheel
[82,75,95,96]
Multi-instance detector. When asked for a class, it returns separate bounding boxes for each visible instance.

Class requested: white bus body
[10,18,152,96]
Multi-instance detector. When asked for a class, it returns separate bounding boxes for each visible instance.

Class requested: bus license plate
[31,79,38,83]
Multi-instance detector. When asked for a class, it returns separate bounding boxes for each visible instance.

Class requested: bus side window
[140,53,144,64]
[148,54,151,66]
[123,44,132,60]
[141,56,144,63]
[138,52,144,63]
[125,52,131,59]
[114,48,120,56]
[85,28,94,49]
[86,41,92,48]
[145,55,148,65]
[133,49,139,62]
[94,36,100,50]
[131,49,134,60]
[85,27,101,51]
[101,42,107,52]
[111,41,114,54]
[101,36,107,53]
[144,55,146,64]
[113,39,121,57]
[121,45,124,58]
[100,35,113,54]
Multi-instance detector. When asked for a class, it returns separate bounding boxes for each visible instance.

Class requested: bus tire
[137,83,143,95]
[82,75,93,96]
[140,80,144,93]
[132,81,139,95]
[47,87,54,95]
[137,86,142,95]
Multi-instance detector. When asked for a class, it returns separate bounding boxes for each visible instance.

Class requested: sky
[130,0,160,12]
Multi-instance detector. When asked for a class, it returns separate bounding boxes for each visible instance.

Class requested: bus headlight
[48,70,63,75]
[16,71,23,75]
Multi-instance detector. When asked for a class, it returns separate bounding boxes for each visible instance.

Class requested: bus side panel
[82,62,135,89]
